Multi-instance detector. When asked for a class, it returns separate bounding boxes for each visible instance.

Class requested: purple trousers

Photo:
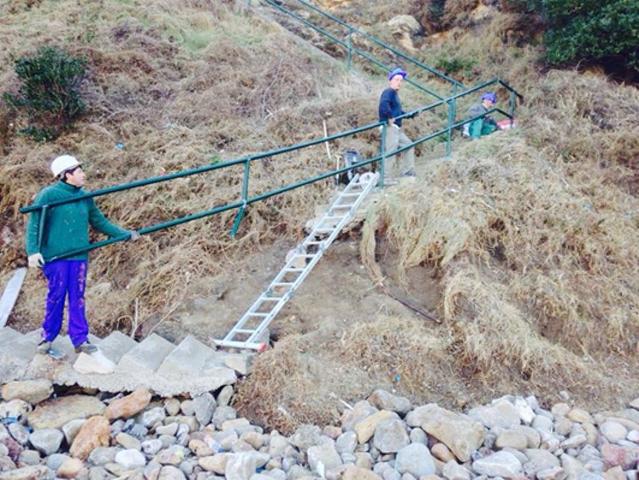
[41,260,89,347]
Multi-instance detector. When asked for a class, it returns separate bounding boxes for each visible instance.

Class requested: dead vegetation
[1,0,638,434]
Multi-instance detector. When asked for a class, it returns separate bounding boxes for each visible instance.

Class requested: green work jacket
[25,181,129,261]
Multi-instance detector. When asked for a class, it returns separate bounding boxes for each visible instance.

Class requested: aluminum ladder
[215,171,380,350]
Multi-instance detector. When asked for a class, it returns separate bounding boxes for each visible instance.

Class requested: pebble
[29,428,64,455]
[601,421,628,443]
[115,448,146,469]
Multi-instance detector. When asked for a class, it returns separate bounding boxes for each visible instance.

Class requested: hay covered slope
[362,71,639,380]
[0,0,376,333]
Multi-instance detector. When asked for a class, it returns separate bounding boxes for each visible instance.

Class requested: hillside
[1,0,638,434]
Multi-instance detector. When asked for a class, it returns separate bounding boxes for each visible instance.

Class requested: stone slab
[97,331,137,363]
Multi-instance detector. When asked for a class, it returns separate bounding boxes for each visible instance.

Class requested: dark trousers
[41,259,89,347]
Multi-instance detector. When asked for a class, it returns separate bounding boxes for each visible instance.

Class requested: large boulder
[1,381,52,405]
[28,396,104,430]
[104,389,152,421]
[407,405,484,462]
[69,416,110,460]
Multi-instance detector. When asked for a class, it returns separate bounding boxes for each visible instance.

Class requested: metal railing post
[346,30,353,70]
[231,158,251,237]
[508,89,516,119]
[379,123,386,187]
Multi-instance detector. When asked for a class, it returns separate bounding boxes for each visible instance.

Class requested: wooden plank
[0,268,27,328]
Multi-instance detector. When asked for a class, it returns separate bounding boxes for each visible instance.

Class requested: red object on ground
[497,118,517,130]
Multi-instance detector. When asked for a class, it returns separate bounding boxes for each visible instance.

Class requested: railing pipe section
[45,105,516,261]
[278,0,464,88]
[263,0,445,100]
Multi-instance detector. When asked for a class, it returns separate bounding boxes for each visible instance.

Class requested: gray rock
[336,432,357,454]
[601,421,628,443]
[468,399,521,429]
[496,430,528,450]
[156,423,178,436]
[513,398,535,424]
[141,407,166,428]
[142,439,164,456]
[395,443,436,477]
[192,393,216,426]
[62,419,85,445]
[341,401,378,432]
[158,465,186,480]
[627,430,639,442]
[307,441,342,473]
[127,423,149,439]
[289,425,322,450]
[224,451,269,479]
[115,449,146,469]
[89,447,119,466]
[554,417,573,436]
[116,432,141,450]
[17,449,39,467]
[164,399,181,417]
[408,428,427,445]
[46,453,70,471]
[536,466,566,480]
[178,459,195,476]
[179,400,195,417]
[267,434,289,458]
[159,435,177,448]
[442,460,471,480]
[560,434,587,449]
[373,419,409,453]
[368,390,412,415]
[472,451,522,478]
[29,428,63,455]
[217,386,234,408]
[156,446,187,466]
[212,406,236,429]
[8,424,29,445]
[0,465,50,479]
[533,415,554,433]
[523,448,560,476]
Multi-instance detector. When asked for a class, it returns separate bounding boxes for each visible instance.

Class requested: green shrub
[434,56,477,77]
[511,0,639,79]
[2,46,87,141]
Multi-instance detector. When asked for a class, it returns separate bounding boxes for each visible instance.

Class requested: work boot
[37,340,65,359]
[36,340,51,354]
[75,342,98,354]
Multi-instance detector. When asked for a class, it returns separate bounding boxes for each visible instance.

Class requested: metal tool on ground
[215,171,380,351]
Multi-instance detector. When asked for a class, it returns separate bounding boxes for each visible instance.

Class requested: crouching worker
[467,91,499,140]
[25,155,139,358]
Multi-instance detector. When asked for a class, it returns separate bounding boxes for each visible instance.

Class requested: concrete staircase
[0,327,251,396]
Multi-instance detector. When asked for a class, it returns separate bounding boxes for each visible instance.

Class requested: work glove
[128,230,141,241]
[28,253,44,268]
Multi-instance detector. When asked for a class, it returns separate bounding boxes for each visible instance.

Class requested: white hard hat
[50,155,80,177]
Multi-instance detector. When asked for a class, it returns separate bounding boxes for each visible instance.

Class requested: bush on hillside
[2,46,87,141]
[544,0,639,79]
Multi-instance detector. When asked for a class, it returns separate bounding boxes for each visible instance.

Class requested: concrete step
[98,331,137,363]
[156,335,215,379]
[0,327,22,347]
[117,333,175,376]
[0,331,38,384]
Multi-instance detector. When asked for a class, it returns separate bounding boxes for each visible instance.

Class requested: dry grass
[0,0,380,334]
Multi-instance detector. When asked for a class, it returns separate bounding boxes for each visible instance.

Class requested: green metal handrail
[22,77,522,261]
[263,0,446,100]
[275,0,464,89]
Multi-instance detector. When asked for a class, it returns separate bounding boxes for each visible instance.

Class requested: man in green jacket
[466,91,499,139]
[25,155,138,357]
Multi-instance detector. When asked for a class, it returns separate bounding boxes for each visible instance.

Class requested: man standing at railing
[378,67,416,180]
[25,155,139,358]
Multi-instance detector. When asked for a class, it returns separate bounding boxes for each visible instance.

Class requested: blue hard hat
[481,91,497,103]
[388,67,408,81]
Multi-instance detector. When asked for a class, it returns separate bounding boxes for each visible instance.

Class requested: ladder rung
[235,328,256,334]
[284,268,305,272]
[314,228,334,233]
[215,339,266,350]
[332,204,355,209]
[341,192,362,197]
[261,296,283,301]
[304,240,323,245]
[247,312,269,317]
[323,215,345,220]
[272,282,294,286]
[294,254,318,258]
